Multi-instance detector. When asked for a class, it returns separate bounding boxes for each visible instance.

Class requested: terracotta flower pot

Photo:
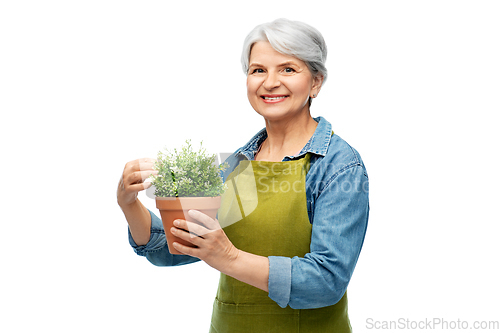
[155,196,221,255]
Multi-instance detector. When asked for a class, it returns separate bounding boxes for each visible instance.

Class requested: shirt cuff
[268,256,291,308]
[128,209,167,256]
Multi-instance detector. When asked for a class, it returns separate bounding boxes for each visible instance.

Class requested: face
[246,41,322,122]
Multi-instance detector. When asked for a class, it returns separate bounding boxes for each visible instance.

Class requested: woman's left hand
[171,210,240,273]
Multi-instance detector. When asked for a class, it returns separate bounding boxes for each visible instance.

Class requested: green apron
[210,154,351,333]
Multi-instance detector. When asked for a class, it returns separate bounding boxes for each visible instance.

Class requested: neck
[257,112,318,161]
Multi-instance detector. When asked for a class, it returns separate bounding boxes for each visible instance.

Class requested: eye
[250,68,265,74]
[284,67,296,73]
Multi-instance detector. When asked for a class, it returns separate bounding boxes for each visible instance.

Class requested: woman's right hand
[117,158,158,208]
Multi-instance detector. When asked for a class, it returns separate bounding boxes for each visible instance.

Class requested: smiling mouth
[261,95,289,102]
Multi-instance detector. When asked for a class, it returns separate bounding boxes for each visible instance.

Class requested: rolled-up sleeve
[268,165,369,309]
[268,256,292,308]
[128,209,200,267]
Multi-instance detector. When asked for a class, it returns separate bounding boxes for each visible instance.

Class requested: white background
[1,1,499,332]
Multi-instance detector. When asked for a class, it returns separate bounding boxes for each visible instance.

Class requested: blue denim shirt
[129,116,369,309]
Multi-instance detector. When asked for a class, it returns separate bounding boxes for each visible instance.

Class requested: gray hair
[241,18,328,82]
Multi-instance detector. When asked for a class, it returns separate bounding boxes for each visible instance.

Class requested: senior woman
[117,18,369,332]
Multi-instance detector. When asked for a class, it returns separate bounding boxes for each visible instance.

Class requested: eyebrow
[249,61,300,68]
[278,61,299,67]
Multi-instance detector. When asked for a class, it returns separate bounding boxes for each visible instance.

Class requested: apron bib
[210,154,351,333]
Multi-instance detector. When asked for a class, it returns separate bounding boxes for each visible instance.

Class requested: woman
[117,18,369,332]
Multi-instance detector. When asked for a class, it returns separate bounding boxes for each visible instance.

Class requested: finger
[124,182,151,193]
[126,158,157,173]
[175,219,210,237]
[137,157,157,164]
[171,225,203,246]
[188,210,221,231]
[139,161,157,172]
[172,241,199,258]
[125,170,158,186]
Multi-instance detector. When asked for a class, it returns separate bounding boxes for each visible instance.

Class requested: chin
[256,110,296,122]
[255,105,308,120]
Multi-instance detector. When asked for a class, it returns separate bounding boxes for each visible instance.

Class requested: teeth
[263,96,287,100]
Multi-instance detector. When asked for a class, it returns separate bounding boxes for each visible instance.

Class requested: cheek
[246,78,260,98]
[293,79,313,97]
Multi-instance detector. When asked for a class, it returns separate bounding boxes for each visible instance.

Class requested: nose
[263,71,281,90]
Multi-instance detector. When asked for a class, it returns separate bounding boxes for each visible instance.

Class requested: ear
[310,74,324,98]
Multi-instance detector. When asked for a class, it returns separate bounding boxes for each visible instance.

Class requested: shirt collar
[236,116,333,160]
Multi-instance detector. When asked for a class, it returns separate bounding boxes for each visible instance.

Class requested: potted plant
[150,140,227,255]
